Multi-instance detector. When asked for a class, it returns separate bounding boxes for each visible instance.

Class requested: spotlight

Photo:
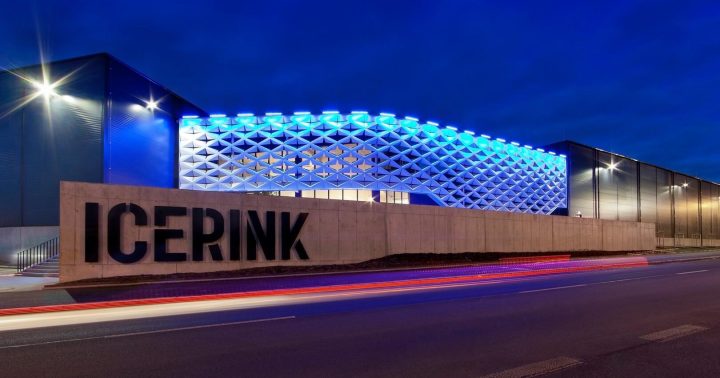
[146,100,159,111]
[682,182,689,188]
[608,162,617,171]
[32,80,58,98]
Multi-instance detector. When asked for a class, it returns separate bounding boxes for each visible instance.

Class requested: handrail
[16,237,59,273]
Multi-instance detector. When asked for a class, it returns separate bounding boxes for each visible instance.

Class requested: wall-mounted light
[607,162,618,171]
[32,80,58,98]
[682,182,689,188]
[146,99,159,111]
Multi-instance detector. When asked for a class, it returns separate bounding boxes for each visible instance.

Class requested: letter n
[246,211,275,260]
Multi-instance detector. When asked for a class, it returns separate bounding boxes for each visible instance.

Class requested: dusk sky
[1,0,718,181]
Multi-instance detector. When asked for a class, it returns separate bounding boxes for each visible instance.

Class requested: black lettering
[281,212,309,260]
[247,210,275,260]
[229,210,241,261]
[107,203,148,264]
[154,206,188,262]
[84,202,100,262]
[192,208,224,261]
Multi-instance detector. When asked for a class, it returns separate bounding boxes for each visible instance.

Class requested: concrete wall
[0,226,59,265]
[657,237,720,248]
[59,182,657,282]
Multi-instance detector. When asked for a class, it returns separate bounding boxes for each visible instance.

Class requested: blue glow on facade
[178,112,567,214]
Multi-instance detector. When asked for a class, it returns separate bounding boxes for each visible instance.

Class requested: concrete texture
[0,226,59,265]
[59,182,657,282]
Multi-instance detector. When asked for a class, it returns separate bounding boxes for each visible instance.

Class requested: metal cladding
[179,112,568,214]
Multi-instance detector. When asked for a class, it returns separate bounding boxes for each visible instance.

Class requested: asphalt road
[3,258,720,377]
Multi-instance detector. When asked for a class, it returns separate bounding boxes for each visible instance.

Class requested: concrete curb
[47,251,719,290]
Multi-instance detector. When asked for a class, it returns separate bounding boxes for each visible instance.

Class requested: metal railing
[16,237,59,273]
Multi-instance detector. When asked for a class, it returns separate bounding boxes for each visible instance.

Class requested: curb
[647,255,720,265]
[47,252,718,290]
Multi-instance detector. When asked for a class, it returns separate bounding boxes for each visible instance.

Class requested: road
[2,257,720,377]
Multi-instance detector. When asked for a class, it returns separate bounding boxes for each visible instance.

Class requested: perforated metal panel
[179,113,568,214]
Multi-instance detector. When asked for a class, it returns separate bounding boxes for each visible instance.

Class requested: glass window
[315,190,329,199]
[344,190,358,201]
[329,190,343,200]
[358,190,373,202]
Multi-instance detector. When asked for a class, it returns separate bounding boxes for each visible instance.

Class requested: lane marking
[640,324,708,342]
[519,269,711,294]
[520,284,587,294]
[0,316,294,350]
[593,274,666,284]
[0,280,514,333]
[0,259,650,317]
[482,356,582,378]
[676,270,709,275]
[104,316,296,338]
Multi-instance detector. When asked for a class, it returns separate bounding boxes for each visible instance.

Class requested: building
[1,53,718,268]
[0,53,203,264]
[546,141,720,247]
[178,113,567,214]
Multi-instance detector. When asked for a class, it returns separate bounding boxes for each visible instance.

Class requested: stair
[18,256,59,277]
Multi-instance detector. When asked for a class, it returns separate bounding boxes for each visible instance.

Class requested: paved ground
[0,275,58,293]
[0,253,651,309]
[1,256,720,376]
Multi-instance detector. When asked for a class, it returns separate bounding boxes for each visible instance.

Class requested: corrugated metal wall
[0,72,24,226]
[103,58,186,188]
[0,54,204,227]
[549,141,720,244]
[0,55,106,226]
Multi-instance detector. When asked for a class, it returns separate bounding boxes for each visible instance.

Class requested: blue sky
[1,0,719,180]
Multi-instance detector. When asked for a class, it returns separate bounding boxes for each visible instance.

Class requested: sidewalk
[0,275,58,293]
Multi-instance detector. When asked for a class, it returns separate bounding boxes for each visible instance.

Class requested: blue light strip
[179,112,567,214]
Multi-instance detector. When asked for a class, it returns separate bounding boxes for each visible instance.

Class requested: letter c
[107,203,148,264]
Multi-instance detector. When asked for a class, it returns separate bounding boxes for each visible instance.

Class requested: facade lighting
[32,80,58,98]
[146,100,159,111]
[179,112,567,214]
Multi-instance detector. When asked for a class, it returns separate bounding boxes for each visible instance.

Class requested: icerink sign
[84,203,309,264]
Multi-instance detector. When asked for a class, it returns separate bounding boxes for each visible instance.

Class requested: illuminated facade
[179,112,568,214]
[4,53,720,258]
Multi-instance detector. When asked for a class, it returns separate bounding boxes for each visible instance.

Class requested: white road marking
[520,284,587,294]
[676,270,709,275]
[0,316,295,350]
[640,324,708,342]
[0,279,512,333]
[482,356,582,378]
[519,269,712,294]
[593,273,669,284]
[595,277,646,284]
[104,316,295,338]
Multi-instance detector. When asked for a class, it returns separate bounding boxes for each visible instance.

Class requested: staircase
[18,255,59,277]
[16,237,60,277]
